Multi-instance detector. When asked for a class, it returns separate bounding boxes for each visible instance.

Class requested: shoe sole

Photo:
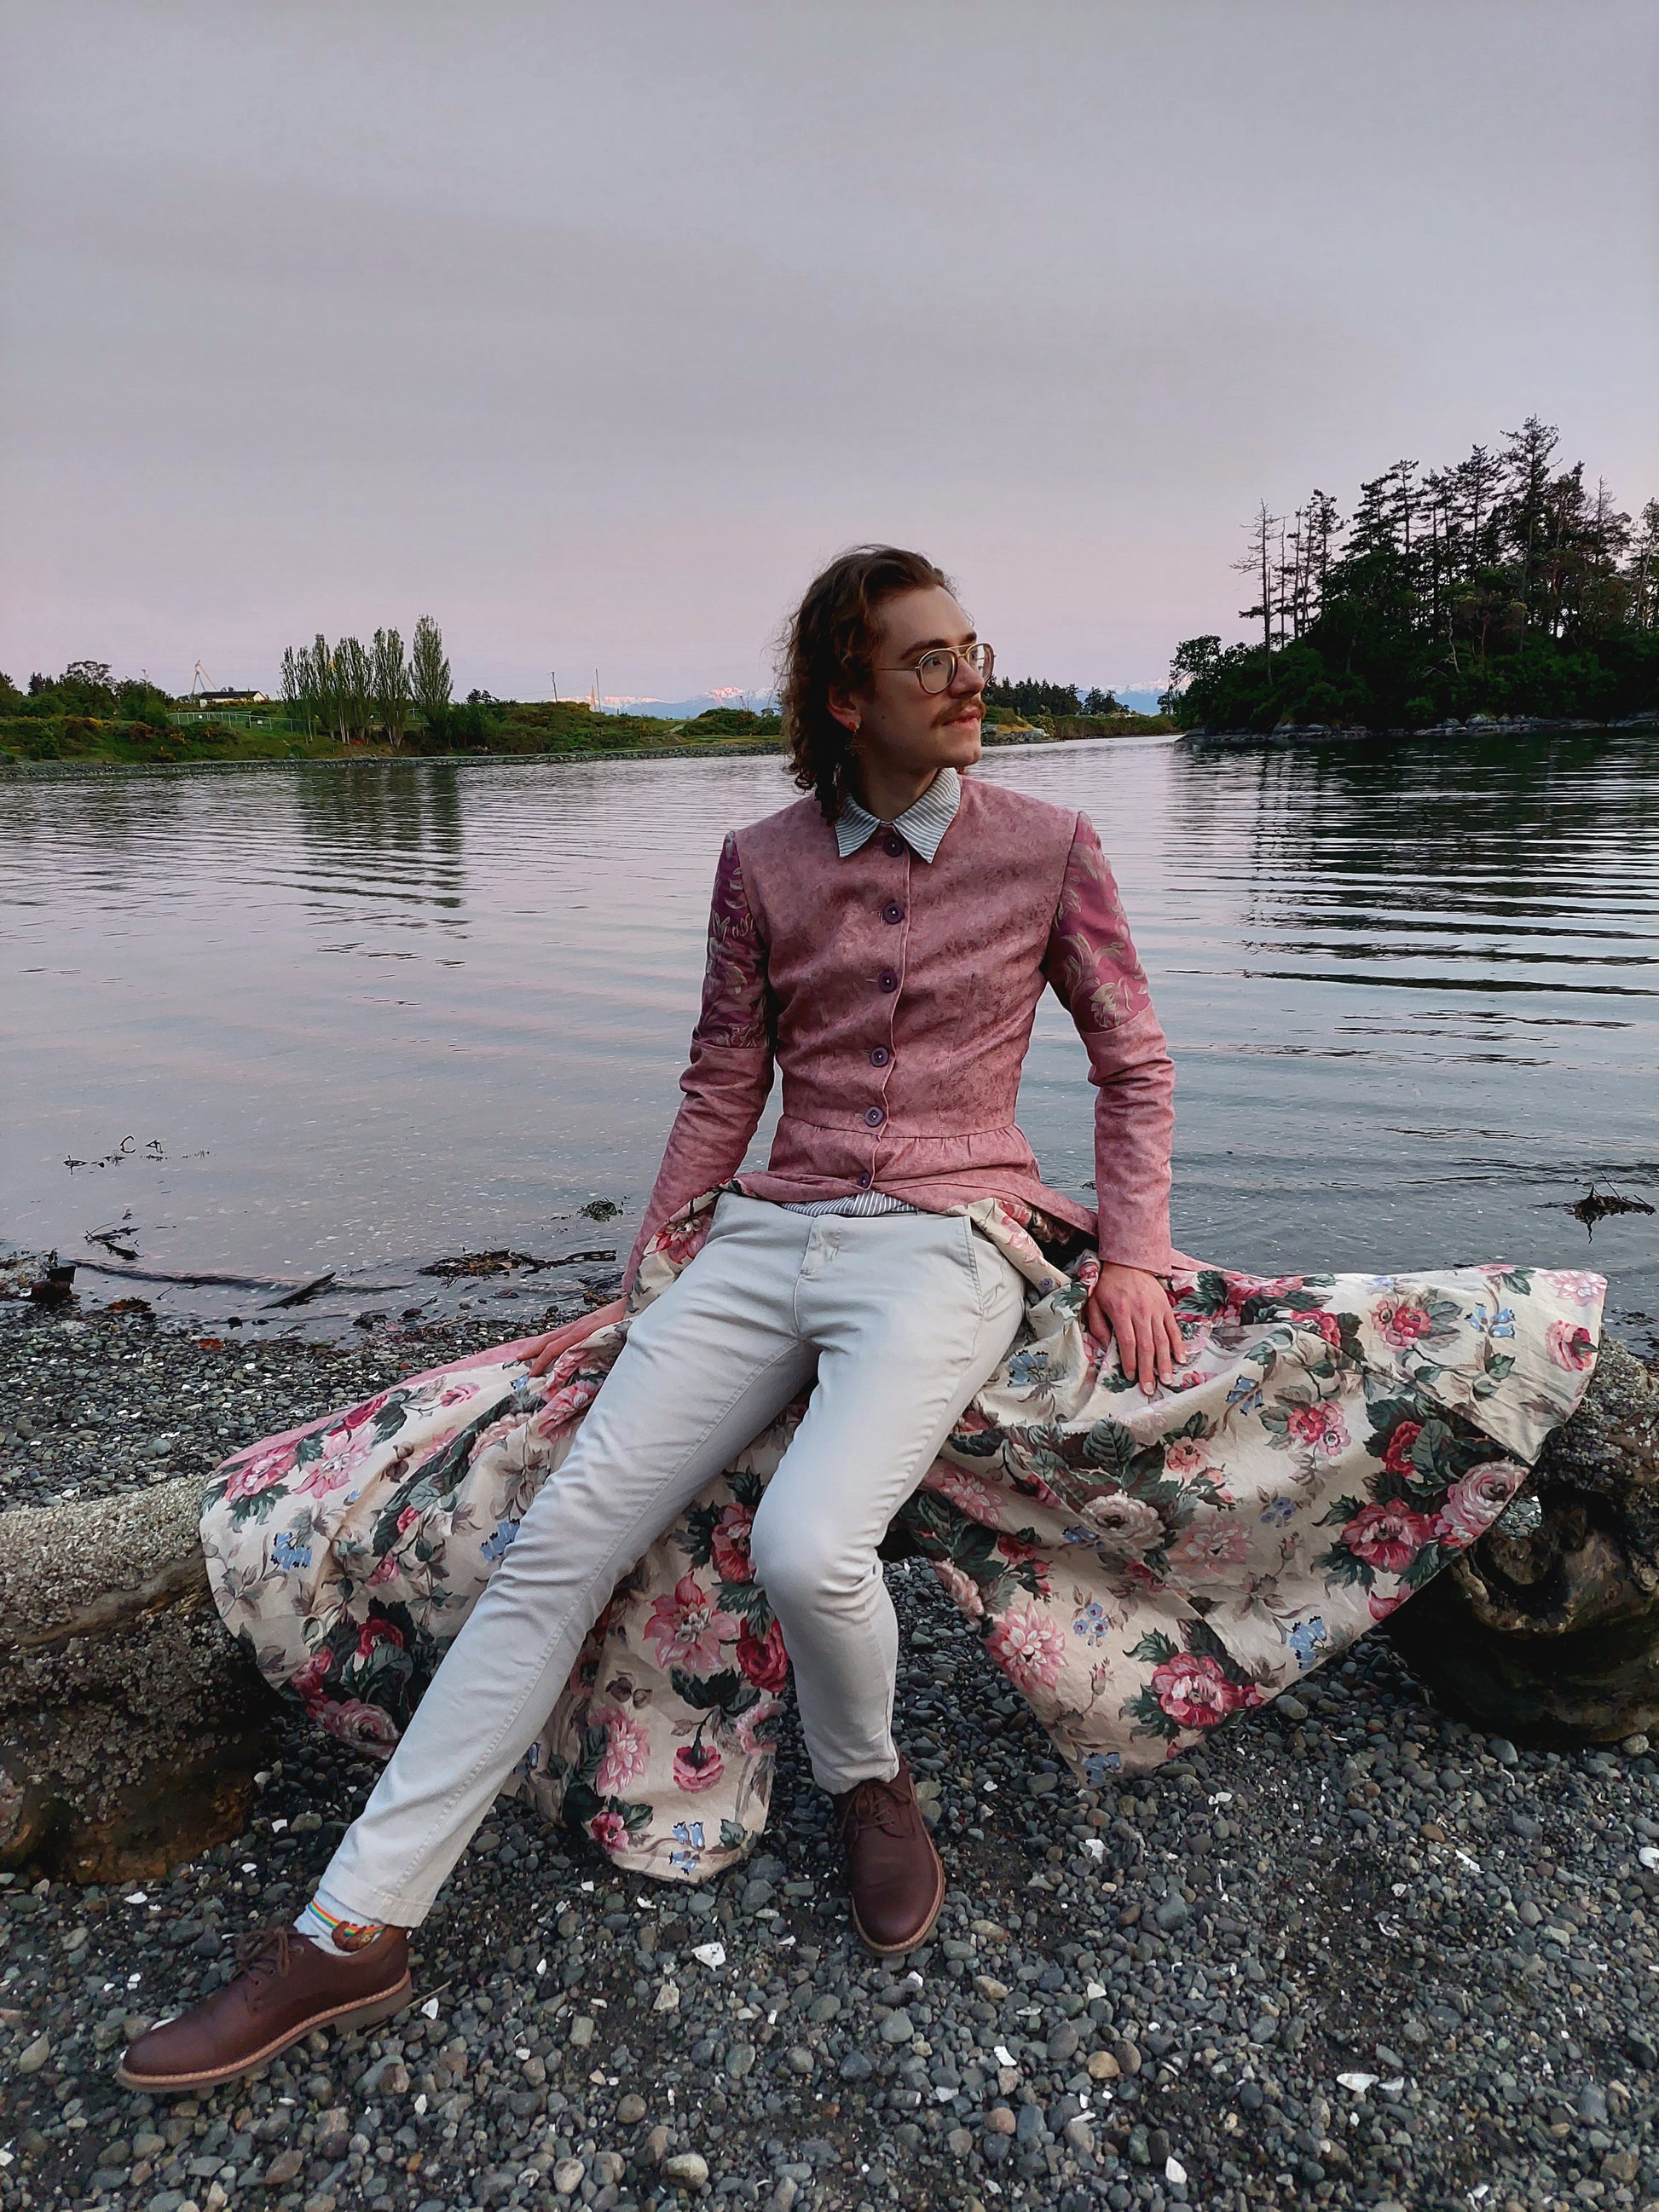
[850,1840,946,1958]
[114,1975,413,2094]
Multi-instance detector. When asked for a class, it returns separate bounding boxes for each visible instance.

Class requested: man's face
[832,584,987,783]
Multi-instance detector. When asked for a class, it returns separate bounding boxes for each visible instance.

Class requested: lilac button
[869,1045,890,1066]
[857,1170,872,1188]
[877,968,899,992]
[882,902,905,925]
[864,1106,885,1127]
[884,835,905,858]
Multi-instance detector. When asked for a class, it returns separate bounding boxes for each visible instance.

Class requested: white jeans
[320,1195,1026,1926]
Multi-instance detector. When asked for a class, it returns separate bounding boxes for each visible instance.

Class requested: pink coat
[626,773,1175,1285]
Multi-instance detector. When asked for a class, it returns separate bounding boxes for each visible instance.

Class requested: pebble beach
[6,1304,1659,2212]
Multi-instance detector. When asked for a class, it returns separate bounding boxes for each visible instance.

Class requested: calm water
[3,735,1656,1337]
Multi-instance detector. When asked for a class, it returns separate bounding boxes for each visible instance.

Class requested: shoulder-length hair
[777,545,953,822]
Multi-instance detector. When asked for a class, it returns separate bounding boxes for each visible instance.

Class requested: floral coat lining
[200,1195,1604,1884]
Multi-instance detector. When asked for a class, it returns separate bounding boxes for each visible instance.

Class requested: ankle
[295,1892,388,1957]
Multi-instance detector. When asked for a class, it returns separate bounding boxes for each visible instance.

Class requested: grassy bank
[0,702,1173,775]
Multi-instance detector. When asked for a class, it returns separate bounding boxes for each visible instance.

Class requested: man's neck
[851,760,941,824]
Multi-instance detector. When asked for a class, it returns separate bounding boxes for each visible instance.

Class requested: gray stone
[878,2010,914,2044]
[661,2151,709,2186]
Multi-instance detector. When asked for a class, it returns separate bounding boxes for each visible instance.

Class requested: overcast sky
[3,1,1656,702]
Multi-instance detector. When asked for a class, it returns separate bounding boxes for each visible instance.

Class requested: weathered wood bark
[0,1473,280,1882]
[1385,1337,1659,1741]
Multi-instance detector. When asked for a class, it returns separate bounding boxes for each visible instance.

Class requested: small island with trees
[1160,417,1659,736]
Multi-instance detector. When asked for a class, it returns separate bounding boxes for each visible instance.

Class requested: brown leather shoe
[117,1926,411,2094]
[834,1757,945,1955]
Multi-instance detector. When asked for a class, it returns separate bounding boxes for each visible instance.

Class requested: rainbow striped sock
[295,1890,385,1956]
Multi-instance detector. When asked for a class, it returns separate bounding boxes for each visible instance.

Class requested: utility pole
[550,670,558,702]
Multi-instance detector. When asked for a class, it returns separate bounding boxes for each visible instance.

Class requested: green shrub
[680,707,783,737]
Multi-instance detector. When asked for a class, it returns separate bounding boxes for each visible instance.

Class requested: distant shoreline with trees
[1160,417,1659,735]
[0,622,1171,771]
[17,419,1650,776]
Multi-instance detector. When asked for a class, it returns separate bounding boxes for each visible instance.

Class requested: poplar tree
[372,627,412,750]
[411,617,452,733]
[280,646,303,731]
[333,637,374,745]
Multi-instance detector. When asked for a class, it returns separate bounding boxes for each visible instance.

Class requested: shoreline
[0,725,1167,785]
[1180,710,1659,750]
[7,1300,1659,2211]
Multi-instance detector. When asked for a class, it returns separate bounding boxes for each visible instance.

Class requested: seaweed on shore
[1572,1183,1657,1230]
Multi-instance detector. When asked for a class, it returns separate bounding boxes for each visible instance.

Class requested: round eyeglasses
[877,641,995,695]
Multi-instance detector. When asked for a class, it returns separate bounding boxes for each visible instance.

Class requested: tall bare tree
[1234,501,1277,660]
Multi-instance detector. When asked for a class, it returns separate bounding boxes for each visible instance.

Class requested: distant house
[171,685,279,729]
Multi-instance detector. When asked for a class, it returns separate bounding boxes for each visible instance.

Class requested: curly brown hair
[777,545,955,822]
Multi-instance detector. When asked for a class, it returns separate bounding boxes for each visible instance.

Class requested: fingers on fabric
[1088,1282,1178,1395]
[523,1300,624,1377]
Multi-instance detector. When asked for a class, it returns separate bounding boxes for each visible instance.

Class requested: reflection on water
[3,735,1655,1336]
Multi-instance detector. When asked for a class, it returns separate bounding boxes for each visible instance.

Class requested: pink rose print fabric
[200,1194,1604,1883]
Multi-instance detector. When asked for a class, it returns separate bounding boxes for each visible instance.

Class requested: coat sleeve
[1039,812,1176,1275]
[622,833,775,1289]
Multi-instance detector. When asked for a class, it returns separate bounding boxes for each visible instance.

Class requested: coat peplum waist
[738,1114,1098,1241]
[775,1066,1024,1137]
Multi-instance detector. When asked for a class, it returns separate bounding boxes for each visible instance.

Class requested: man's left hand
[1084,1262,1183,1395]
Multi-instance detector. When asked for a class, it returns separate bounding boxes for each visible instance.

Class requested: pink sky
[3,1,1655,702]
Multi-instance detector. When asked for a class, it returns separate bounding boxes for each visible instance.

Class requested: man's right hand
[521,1298,625,1377]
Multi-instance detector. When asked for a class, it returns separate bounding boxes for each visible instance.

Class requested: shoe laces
[839,1777,910,1842]
[234,1928,296,1984]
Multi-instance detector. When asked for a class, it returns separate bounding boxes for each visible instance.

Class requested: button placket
[865,836,908,1147]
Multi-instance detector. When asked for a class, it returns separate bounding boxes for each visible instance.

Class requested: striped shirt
[779,768,962,1219]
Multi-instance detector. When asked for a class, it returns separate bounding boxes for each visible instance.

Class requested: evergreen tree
[1163,418,1657,733]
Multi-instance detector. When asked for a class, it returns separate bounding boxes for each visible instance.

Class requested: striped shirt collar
[835,765,962,863]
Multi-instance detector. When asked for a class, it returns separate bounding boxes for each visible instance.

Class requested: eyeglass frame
[873,641,996,696]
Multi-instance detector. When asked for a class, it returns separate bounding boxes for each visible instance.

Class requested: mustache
[934,696,984,727]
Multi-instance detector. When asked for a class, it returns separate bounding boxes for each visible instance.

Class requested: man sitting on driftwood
[120,546,1185,2091]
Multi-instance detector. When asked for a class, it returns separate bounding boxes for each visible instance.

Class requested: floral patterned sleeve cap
[1043,813,1154,1034]
[695,833,772,1053]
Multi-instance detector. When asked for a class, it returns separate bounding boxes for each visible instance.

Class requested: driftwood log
[0,1475,280,1883]
[3,1337,1655,1885]
[1385,1335,1659,1741]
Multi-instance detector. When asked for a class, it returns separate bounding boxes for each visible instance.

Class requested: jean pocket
[957,1216,993,1317]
